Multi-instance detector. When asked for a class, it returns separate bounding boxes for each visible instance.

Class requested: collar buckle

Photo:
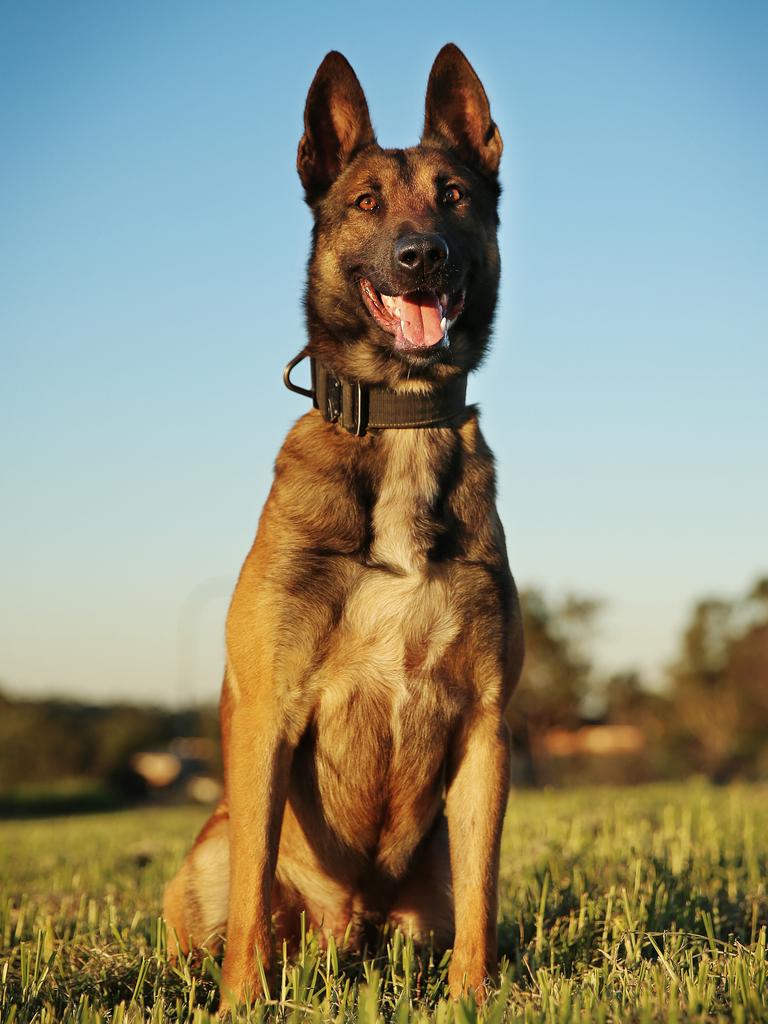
[340,379,366,435]
[325,376,342,423]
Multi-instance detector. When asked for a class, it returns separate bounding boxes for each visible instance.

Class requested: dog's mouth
[359,279,465,354]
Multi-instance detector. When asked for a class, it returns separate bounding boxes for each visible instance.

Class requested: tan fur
[163,45,524,1011]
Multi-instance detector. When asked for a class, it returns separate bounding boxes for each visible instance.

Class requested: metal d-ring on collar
[282,351,314,399]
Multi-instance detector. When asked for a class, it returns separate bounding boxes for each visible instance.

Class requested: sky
[1,1,766,706]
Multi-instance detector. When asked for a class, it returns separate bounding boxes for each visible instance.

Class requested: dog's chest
[311,594,463,864]
[308,432,465,859]
[319,431,461,683]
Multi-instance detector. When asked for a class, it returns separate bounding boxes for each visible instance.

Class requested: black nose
[394,233,449,276]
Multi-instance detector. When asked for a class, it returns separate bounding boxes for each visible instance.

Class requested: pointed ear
[422,44,502,177]
[297,51,376,202]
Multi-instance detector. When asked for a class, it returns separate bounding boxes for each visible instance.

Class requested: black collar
[283,352,468,436]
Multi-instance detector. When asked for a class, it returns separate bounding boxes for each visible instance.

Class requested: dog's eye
[355,194,379,212]
[443,185,463,205]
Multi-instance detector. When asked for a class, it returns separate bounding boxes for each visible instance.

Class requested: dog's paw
[448,957,491,1003]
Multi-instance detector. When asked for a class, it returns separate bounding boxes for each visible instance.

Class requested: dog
[163,43,523,1009]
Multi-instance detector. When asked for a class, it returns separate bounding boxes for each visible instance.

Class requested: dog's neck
[368,429,444,574]
[284,353,468,437]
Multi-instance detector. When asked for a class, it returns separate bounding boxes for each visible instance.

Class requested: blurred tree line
[663,577,768,781]
[507,574,768,784]
[0,574,766,800]
[0,698,219,808]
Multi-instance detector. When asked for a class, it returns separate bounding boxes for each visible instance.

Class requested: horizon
[2,1,766,706]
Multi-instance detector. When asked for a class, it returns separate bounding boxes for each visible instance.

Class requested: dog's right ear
[297,52,376,203]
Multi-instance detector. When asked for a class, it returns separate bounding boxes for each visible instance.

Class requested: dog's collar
[283,351,468,436]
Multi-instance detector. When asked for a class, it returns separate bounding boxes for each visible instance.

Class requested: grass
[1,781,767,1022]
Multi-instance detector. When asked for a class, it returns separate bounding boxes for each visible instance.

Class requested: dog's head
[298,45,502,388]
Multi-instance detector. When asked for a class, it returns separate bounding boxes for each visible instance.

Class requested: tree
[506,589,601,781]
[511,589,601,730]
[667,576,768,780]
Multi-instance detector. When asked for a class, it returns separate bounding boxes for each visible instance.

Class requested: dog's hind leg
[388,815,454,949]
[163,801,230,957]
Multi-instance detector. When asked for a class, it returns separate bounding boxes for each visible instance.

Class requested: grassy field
[1,782,767,1023]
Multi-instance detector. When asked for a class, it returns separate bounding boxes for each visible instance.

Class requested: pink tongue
[399,292,444,348]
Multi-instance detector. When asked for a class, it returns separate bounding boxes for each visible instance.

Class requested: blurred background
[1,1,766,813]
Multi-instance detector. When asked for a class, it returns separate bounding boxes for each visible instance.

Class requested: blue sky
[1,1,766,705]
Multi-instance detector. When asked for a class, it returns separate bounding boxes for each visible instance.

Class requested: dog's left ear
[297,51,376,202]
[422,44,502,177]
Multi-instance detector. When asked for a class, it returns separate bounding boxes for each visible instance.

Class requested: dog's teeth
[440,316,447,332]
[395,308,401,318]
[400,319,407,334]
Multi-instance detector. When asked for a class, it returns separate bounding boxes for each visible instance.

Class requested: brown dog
[163,43,523,1009]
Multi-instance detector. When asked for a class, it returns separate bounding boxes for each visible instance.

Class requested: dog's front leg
[446,710,511,1000]
[220,698,292,1010]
